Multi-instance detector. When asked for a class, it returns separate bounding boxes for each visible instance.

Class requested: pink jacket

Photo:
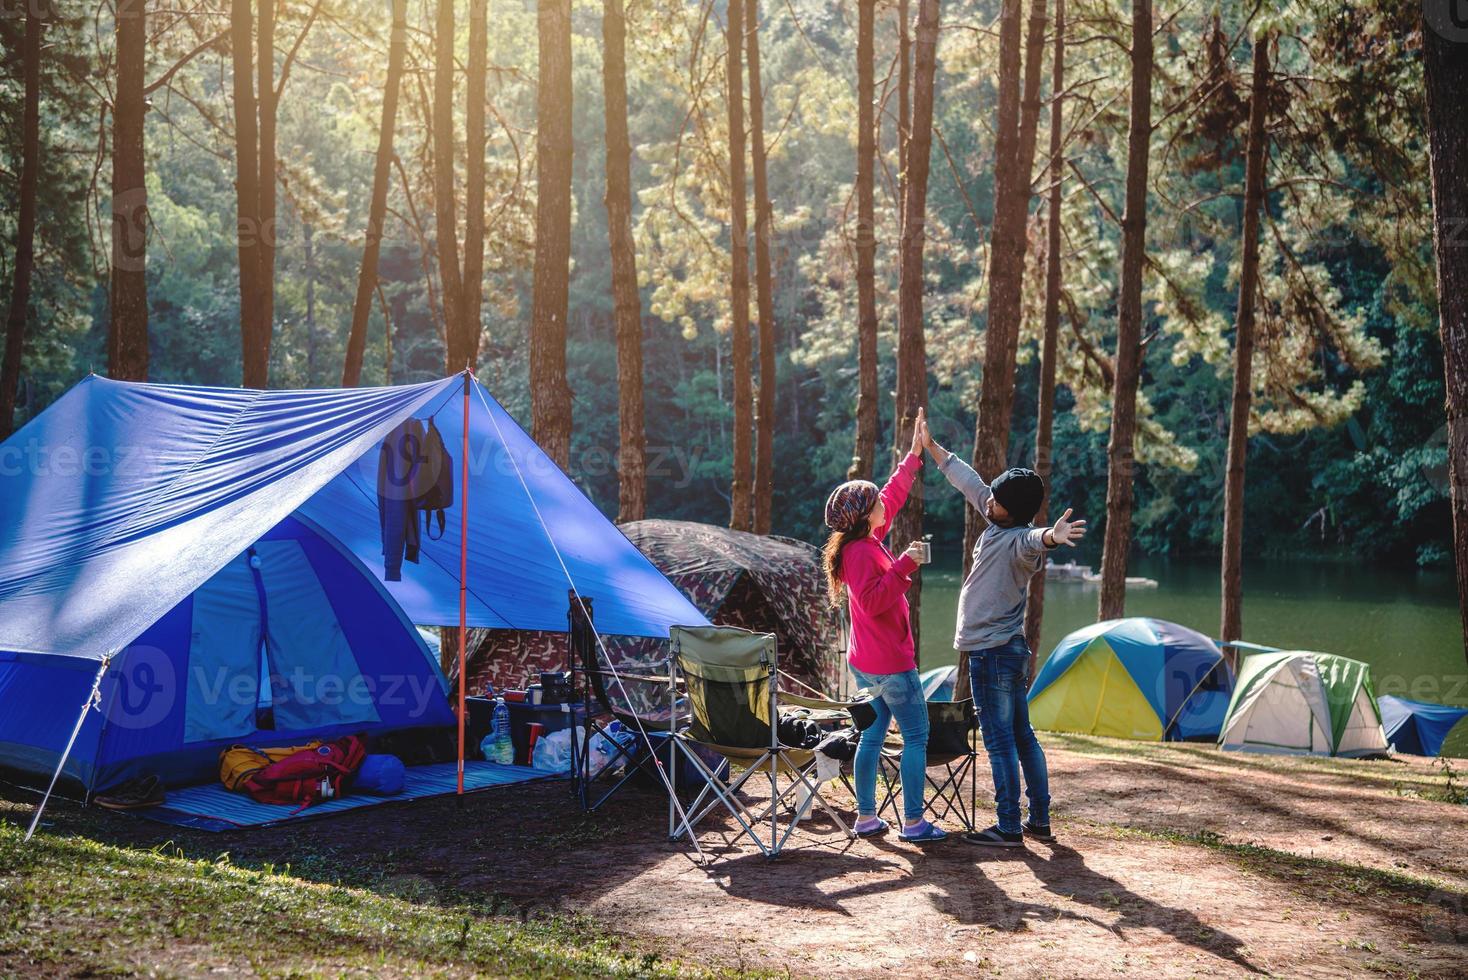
[840,452,922,675]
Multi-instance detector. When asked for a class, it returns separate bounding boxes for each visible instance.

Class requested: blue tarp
[0,374,707,791]
[0,374,705,661]
[1378,695,1468,757]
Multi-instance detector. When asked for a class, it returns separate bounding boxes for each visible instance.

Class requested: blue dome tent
[0,374,706,813]
[1378,695,1468,757]
[1028,618,1235,741]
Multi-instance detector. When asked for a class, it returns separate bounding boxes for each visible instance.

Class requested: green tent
[1218,650,1387,757]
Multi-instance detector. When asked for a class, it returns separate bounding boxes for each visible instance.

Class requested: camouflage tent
[454,520,844,700]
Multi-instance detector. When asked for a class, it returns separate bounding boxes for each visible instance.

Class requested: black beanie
[991,468,1045,525]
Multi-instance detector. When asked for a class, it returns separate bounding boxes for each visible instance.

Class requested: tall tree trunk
[726,0,754,530]
[304,222,317,383]
[849,0,878,482]
[892,0,940,663]
[0,2,42,437]
[433,0,466,370]
[1219,35,1272,651]
[1097,0,1153,620]
[109,0,149,381]
[250,0,277,387]
[231,0,264,386]
[748,0,777,534]
[1024,0,1064,655]
[343,0,407,387]
[602,0,647,523]
[530,0,574,466]
[964,0,1048,570]
[896,0,910,243]
[461,0,487,369]
[1421,10,1468,665]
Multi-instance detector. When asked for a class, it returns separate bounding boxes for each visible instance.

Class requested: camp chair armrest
[779,692,860,711]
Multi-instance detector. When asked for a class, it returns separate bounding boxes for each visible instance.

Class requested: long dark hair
[823,519,872,607]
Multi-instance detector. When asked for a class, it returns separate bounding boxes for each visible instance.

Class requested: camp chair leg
[668,742,777,857]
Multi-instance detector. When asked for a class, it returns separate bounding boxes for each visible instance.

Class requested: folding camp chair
[667,625,853,859]
[868,698,979,832]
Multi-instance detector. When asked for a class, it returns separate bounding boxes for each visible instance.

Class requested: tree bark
[343,0,407,387]
[1097,0,1153,620]
[603,0,647,523]
[964,0,1048,570]
[250,0,277,388]
[433,0,466,371]
[231,0,264,386]
[726,0,754,530]
[461,0,487,369]
[1422,11,1468,666]
[530,0,574,466]
[748,0,777,535]
[896,0,910,239]
[109,0,149,381]
[304,222,317,383]
[1220,35,1272,650]
[892,0,940,663]
[1023,0,1064,655]
[849,0,879,483]
[0,2,42,437]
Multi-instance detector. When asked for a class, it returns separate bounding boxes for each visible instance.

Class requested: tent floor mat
[130,761,556,832]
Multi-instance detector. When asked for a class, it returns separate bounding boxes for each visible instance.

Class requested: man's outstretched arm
[923,431,993,512]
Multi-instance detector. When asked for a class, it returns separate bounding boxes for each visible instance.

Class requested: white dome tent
[1219,650,1388,758]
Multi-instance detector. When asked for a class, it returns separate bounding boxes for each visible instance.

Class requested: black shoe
[1022,820,1055,843]
[95,774,166,811]
[963,824,1024,848]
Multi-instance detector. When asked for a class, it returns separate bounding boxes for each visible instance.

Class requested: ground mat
[132,761,554,831]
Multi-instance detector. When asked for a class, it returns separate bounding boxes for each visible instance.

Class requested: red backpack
[241,735,368,811]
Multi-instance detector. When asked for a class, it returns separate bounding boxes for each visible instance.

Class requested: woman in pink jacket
[822,409,946,843]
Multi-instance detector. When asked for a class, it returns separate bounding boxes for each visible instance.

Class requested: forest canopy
[0,0,1451,572]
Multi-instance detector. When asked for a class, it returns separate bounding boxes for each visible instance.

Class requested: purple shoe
[897,819,948,843]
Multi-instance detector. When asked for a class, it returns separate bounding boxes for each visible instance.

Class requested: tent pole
[457,370,471,796]
[27,653,110,842]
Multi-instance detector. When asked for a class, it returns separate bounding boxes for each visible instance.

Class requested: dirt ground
[18,736,1468,978]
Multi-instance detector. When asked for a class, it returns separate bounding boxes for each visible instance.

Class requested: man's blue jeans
[849,666,930,823]
[968,636,1050,833]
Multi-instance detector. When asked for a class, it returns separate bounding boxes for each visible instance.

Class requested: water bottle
[491,696,514,765]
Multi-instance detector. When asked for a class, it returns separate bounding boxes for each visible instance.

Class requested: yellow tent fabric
[1028,638,1164,740]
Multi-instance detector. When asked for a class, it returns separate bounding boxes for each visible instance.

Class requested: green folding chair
[666,625,854,859]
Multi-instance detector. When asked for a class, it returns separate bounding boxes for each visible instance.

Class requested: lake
[916,554,1468,758]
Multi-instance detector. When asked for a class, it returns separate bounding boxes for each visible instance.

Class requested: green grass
[0,821,731,978]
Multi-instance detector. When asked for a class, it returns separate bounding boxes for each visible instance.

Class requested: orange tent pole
[457,370,471,794]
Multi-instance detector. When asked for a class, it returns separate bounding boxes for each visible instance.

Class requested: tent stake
[457,370,471,795]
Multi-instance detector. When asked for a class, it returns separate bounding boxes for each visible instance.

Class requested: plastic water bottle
[490,696,514,765]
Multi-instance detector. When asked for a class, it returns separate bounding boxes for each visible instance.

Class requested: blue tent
[0,374,706,792]
[1028,618,1235,741]
[1378,695,1468,757]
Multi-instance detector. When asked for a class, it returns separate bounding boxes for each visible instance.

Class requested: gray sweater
[937,451,1054,651]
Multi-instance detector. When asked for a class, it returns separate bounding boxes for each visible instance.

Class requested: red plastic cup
[524,722,546,767]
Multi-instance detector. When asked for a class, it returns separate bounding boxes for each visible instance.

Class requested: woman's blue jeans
[849,666,930,823]
[968,636,1050,833]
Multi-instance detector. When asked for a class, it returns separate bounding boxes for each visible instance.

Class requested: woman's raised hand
[909,407,927,456]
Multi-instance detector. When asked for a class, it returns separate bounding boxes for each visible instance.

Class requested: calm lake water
[916,554,1468,758]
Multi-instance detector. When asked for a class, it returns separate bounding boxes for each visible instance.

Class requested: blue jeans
[969,637,1050,833]
[849,666,930,823]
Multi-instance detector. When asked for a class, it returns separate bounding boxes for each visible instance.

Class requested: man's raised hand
[1050,507,1087,547]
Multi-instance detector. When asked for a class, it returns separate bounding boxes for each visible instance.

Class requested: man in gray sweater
[922,429,1086,847]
